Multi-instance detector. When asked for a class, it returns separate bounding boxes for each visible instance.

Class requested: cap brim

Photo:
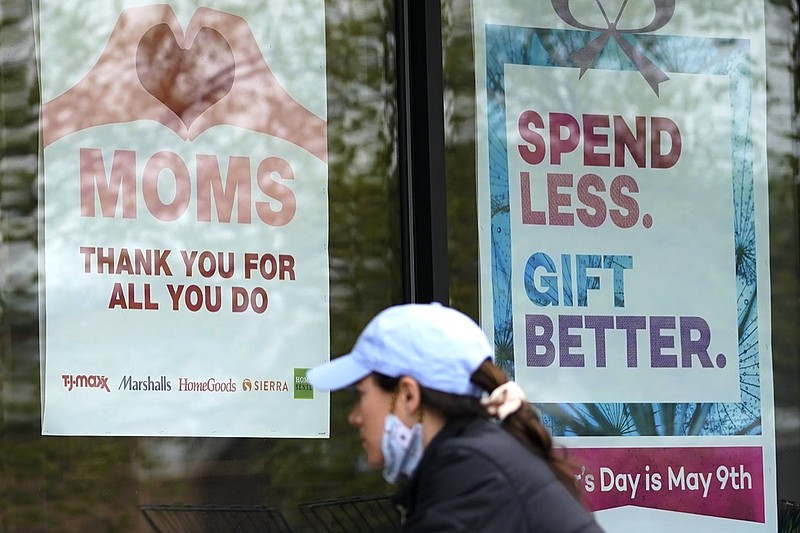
[307,353,371,391]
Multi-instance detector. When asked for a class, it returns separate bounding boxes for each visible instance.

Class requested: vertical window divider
[395,0,450,304]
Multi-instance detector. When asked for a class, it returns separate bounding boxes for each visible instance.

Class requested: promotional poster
[39,0,330,437]
[473,0,776,530]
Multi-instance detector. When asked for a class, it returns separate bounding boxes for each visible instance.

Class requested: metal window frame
[396,0,450,304]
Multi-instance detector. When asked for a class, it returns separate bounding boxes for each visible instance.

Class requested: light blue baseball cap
[307,302,492,396]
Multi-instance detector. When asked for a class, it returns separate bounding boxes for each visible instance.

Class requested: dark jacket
[392,417,604,532]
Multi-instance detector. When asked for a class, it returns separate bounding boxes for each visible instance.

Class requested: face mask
[381,414,424,484]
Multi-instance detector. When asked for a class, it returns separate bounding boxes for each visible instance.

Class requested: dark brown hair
[374,359,582,499]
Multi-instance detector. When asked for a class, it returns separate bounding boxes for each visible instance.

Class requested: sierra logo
[61,374,110,392]
[241,378,288,392]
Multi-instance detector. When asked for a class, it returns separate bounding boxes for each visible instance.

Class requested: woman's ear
[395,376,422,419]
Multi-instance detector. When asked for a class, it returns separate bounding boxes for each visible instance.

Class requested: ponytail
[470,359,583,500]
[373,360,583,501]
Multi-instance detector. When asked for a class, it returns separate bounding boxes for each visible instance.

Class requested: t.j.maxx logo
[61,374,111,392]
[552,0,675,95]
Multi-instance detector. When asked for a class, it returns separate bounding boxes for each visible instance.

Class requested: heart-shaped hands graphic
[136,23,235,129]
[42,5,327,162]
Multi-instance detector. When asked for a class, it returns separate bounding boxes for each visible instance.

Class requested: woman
[308,302,603,532]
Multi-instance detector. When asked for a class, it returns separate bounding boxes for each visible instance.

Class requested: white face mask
[381,413,424,484]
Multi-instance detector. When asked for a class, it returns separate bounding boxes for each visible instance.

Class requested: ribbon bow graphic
[551,0,675,95]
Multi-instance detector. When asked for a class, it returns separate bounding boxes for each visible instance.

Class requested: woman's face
[348,374,393,467]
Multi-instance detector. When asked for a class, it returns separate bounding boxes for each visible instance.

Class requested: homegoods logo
[61,374,110,392]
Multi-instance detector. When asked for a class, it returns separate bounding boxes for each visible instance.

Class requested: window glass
[441,0,479,319]
[441,0,800,511]
[764,0,800,506]
[1,0,400,530]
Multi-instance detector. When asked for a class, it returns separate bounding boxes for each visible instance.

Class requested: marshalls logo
[62,374,111,392]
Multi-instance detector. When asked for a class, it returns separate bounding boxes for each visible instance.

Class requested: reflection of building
[1,0,799,531]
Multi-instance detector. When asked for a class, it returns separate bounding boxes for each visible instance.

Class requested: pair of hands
[42,5,327,162]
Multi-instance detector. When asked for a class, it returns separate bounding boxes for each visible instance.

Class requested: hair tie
[480,381,526,420]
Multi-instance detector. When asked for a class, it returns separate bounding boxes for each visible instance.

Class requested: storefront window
[441,0,799,528]
[1,0,401,530]
[2,0,799,530]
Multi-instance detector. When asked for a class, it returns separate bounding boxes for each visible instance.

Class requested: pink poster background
[569,446,765,522]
